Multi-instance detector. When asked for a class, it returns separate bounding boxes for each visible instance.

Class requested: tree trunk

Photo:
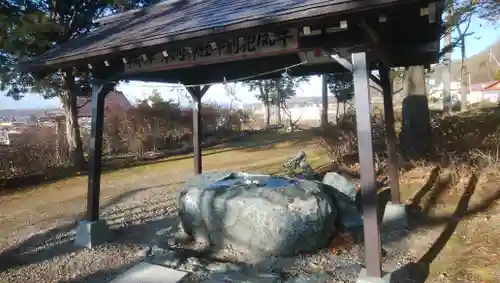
[227,100,233,128]
[276,81,282,125]
[62,93,85,169]
[276,103,282,125]
[55,118,61,162]
[54,117,67,163]
[460,39,468,107]
[264,101,270,126]
[261,82,271,127]
[336,100,340,123]
[400,66,432,159]
[442,6,453,113]
[321,75,328,127]
[60,69,86,169]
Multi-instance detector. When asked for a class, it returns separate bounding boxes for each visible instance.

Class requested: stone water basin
[177,171,337,257]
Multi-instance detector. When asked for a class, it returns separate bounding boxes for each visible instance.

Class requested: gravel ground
[145,221,443,283]
[0,184,181,283]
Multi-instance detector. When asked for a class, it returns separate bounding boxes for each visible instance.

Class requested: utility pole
[490,48,500,68]
[442,4,452,113]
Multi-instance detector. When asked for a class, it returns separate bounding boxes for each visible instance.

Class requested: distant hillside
[431,40,500,84]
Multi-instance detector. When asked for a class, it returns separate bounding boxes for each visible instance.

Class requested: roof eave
[20,0,419,73]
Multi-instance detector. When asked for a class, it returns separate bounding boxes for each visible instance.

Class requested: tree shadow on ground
[390,171,480,282]
[407,166,441,210]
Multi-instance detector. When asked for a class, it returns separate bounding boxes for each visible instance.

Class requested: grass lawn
[0,129,328,248]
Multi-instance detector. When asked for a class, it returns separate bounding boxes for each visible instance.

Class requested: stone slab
[284,272,333,282]
[200,271,280,283]
[322,172,357,201]
[322,172,363,230]
[148,248,181,269]
[110,262,188,283]
[381,202,408,228]
[356,268,392,283]
[74,220,109,249]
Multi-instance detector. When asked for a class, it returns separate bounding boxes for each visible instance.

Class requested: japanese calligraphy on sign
[124,29,299,74]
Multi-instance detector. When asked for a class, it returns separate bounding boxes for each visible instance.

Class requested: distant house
[429,80,500,104]
[429,81,461,101]
[246,89,382,126]
[468,81,498,103]
[478,81,500,102]
[77,91,132,118]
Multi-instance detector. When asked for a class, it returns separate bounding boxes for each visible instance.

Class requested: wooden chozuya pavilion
[18,0,444,281]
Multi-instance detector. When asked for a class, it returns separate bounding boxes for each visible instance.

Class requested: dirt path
[0,135,320,250]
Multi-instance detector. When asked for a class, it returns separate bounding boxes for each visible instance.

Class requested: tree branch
[76,97,91,110]
[370,85,382,94]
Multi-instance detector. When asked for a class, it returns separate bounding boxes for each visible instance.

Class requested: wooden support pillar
[185,85,211,175]
[379,65,401,204]
[86,83,114,222]
[75,81,114,249]
[352,52,382,278]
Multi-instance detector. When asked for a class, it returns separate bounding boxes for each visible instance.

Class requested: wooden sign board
[124,29,299,74]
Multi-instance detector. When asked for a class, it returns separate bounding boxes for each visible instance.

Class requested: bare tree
[223,82,242,128]
[326,73,353,123]
[280,99,300,132]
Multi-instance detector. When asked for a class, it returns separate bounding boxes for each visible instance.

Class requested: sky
[1,16,499,110]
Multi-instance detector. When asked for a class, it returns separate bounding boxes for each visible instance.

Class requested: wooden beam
[201,85,210,96]
[87,82,115,222]
[185,85,211,174]
[331,50,382,88]
[358,20,392,67]
[352,51,382,278]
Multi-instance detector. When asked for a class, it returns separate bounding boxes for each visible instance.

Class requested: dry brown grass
[397,107,500,282]
[397,161,500,282]
[316,105,500,282]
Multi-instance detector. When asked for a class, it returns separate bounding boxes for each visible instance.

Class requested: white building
[429,80,500,104]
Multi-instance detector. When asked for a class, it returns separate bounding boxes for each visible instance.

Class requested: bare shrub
[1,100,254,186]
[317,111,387,166]
[317,113,357,164]
[431,107,500,166]
[318,102,500,182]
[0,127,59,180]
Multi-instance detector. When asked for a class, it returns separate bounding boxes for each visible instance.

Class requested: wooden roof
[19,0,444,84]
